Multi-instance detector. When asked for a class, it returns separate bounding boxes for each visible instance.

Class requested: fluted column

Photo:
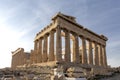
[65,30,71,62]
[33,50,36,63]
[17,52,20,66]
[30,50,33,64]
[37,38,42,63]
[34,40,38,63]
[94,42,99,66]
[56,26,62,62]
[11,55,13,69]
[43,35,48,62]
[72,39,75,62]
[34,40,37,51]
[73,34,80,63]
[15,55,17,68]
[102,46,107,67]
[88,40,93,65]
[49,30,55,61]
[81,37,87,64]
[98,44,103,66]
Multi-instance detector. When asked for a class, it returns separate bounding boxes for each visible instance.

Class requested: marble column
[98,44,103,66]
[31,50,34,64]
[102,46,107,67]
[94,42,99,66]
[65,30,71,62]
[34,40,37,50]
[56,26,62,62]
[88,39,93,65]
[73,34,80,63]
[72,39,75,62]
[38,38,42,63]
[30,50,33,64]
[81,37,87,64]
[17,53,19,66]
[34,40,38,63]
[43,35,48,62]
[35,52,37,63]
[11,56,13,69]
[32,50,35,64]
[49,30,55,61]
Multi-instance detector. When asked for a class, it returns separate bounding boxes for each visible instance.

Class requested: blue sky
[0,0,120,68]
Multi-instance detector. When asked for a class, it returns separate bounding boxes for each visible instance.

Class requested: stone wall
[11,48,30,70]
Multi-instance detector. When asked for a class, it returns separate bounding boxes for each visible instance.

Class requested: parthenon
[29,12,108,67]
[11,12,108,78]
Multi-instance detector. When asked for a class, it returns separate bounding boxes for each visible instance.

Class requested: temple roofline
[52,12,76,22]
[35,12,108,41]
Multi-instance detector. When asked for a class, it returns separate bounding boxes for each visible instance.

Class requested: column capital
[45,33,49,37]
[86,38,92,42]
[80,35,87,40]
[72,32,79,41]
[102,44,106,48]
[50,29,55,33]
[39,36,44,39]
[56,25,61,29]
[62,28,70,33]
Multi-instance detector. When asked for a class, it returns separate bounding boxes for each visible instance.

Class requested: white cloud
[0,26,18,68]
[0,23,34,68]
[0,0,120,68]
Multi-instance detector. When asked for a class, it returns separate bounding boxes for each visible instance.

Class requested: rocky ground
[87,71,120,80]
[0,67,120,80]
[100,73,120,80]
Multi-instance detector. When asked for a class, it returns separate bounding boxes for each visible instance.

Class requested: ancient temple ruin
[11,12,108,79]
[30,12,108,67]
[11,48,30,69]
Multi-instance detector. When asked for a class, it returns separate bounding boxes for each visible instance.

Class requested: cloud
[0,1,25,24]
[0,0,120,68]
[0,0,56,68]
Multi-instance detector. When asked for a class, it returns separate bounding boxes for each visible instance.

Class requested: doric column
[81,37,87,64]
[65,30,71,62]
[34,40,38,63]
[34,40,37,50]
[72,39,75,62]
[30,50,33,64]
[38,38,42,63]
[88,39,93,65]
[33,50,37,63]
[11,56,13,69]
[94,42,99,66]
[98,44,103,66]
[56,26,62,62]
[72,34,80,63]
[49,30,55,61]
[102,46,107,67]
[43,34,48,62]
